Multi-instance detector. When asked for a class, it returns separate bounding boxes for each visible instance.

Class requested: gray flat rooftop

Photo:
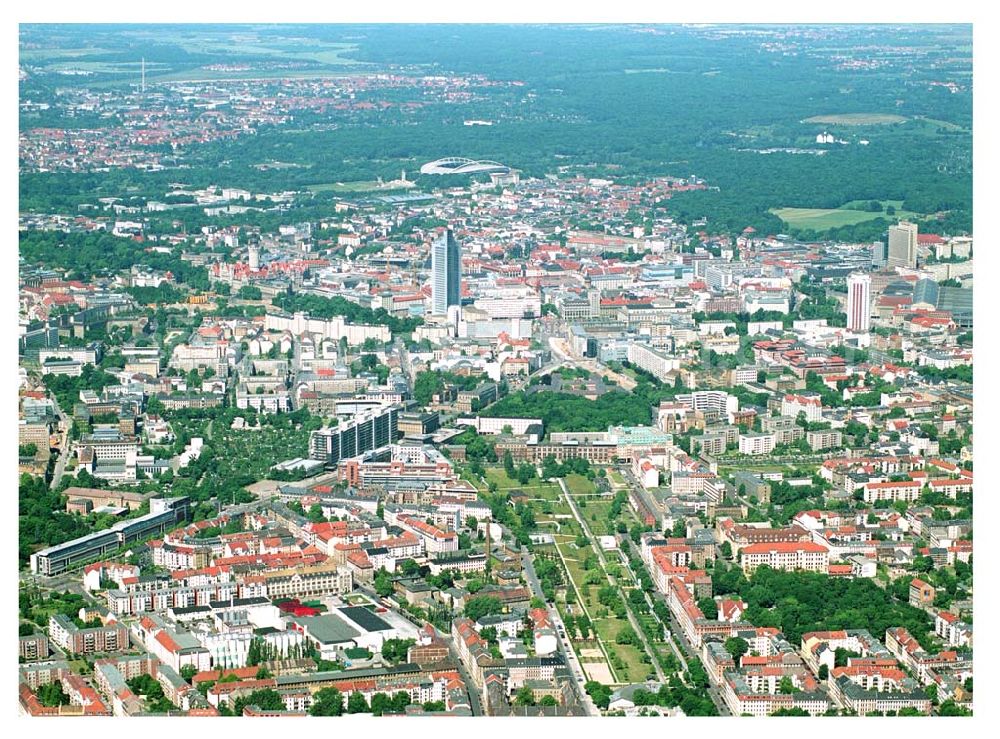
[338,606,392,633]
[290,613,360,645]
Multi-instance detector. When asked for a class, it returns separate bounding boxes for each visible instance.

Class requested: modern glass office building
[431,228,461,316]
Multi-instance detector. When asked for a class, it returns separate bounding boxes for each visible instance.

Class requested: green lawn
[564,473,597,496]
[462,469,488,491]
[593,618,653,683]
[535,499,574,520]
[839,199,907,211]
[580,496,639,537]
[484,467,563,499]
[144,68,362,85]
[770,205,920,231]
[20,47,115,61]
[484,468,518,489]
[913,116,967,132]
[549,523,649,684]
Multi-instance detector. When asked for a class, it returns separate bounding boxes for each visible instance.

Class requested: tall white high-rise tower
[887,221,918,269]
[431,228,461,316]
[847,272,871,333]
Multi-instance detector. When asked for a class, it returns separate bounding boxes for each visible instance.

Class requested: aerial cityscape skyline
[15,21,977,724]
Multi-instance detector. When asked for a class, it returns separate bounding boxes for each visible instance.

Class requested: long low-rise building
[105,581,252,617]
[265,311,391,346]
[527,439,618,463]
[254,562,354,600]
[456,416,543,436]
[31,497,191,576]
[627,343,682,383]
[722,670,829,716]
[829,674,931,715]
[740,542,830,575]
[863,480,921,503]
[61,485,157,513]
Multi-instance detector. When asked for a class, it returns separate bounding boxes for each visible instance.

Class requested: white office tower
[847,272,871,333]
[248,244,260,270]
[431,228,461,316]
[587,288,601,318]
[871,238,887,268]
[887,221,918,269]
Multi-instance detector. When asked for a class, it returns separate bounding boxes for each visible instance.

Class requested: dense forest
[484,371,685,432]
[20,24,972,239]
[712,563,937,649]
[19,230,211,288]
[271,293,422,334]
[19,475,91,564]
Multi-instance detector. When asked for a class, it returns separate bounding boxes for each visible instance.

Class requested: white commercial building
[626,343,682,383]
[847,273,872,333]
[265,311,390,346]
[677,391,739,416]
[738,433,776,456]
[455,416,542,436]
[781,394,823,422]
[887,221,918,269]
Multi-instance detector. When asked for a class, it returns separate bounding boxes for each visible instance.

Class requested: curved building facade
[420,157,511,175]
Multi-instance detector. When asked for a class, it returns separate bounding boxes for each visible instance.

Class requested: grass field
[483,468,565,501]
[564,473,598,497]
[839,199,907,211]
[580,494,640,537]
[172,40,362,66]
[912,116,967,132]
[306,181,387,194]
[42,60,166,75]
[491,465,657,684]
[770,201,920,230]
[520,468,653,684]
[593,617,652,682]
[803,113,908,126]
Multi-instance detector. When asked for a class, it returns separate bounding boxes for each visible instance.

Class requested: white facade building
[847,272,872,333]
